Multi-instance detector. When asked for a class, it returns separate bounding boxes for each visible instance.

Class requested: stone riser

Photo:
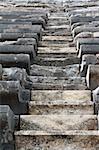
[34,56,80,66]
[15,133,99,150]
[29,104,94,115]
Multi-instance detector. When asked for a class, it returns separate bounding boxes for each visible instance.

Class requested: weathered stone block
[93,87,99,114]
[0,81,30,115]
[86,65,99,90]
[70,16,93,26]
[30,90,93,115]
[78,45,99,59]
[80,54,97,77]
[77,38,99,52]
[0,33,38,43]
[0,54,30,74]
[1,66,32,89]
[0,45,36,63]
[20,115,97,131]
[74,32,93,44]
[73,26,99,38]
[3,25,42,41]
[15,131,99,150]
[0,105,15,150]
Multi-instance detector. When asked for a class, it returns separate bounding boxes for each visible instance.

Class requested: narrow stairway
[15,3,99,150]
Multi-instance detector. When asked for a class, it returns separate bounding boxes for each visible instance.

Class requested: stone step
[29,76,86,90]
[49,16,68,20]
[30,64,79,77]
[30,83,87,90]
[19,115,97,131]
[47,20,69,26]
[29,76,85,85]
[38,47,76,54]
[42,35,72,42]
[15,130,99,150]
[43,30,71,36]
[34,56,79,66]
[29,90,94,115]
[39,41,73,46]
[37,53,76,58]
[49,13,67,17]
[45,25,70,30]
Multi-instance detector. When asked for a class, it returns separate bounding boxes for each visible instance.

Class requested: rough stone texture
[34,56,80,66]
[30,76,85,85]
[29,90,93,115]
[38,47,76,54]
[1,1,99,150]
[80,54,97,77]
[86,65,99,90]
[31,90,91,103]
[20,115,97,131]
[15,131,99,150]
[30,64,80,77]
[31,83,87,90]
[42,35,72,42]
[29,104,94,115]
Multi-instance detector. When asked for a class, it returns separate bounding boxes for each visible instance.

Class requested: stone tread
[38,47,76,54]
[19,115,97,131]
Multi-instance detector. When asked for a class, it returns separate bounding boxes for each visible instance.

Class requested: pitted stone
[0,54,30,74]
[0,81,30,115]
[0,45,36,62]
[0,105,15,150]
[14,17,46,29]
[3,25,42,41]
[0,33,38,43]
[2,67,32,89]
[77,38,99,52]
[74,32,93,44]
[0,64,2,80]
[78,45,99,59]
[73,26,99,38]
[93,87,99,114]
[80,55,97,77]
[70,16,93,26]
[86,65,99,90]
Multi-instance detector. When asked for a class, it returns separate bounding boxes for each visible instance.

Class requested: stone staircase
[15,7,99,150]
[0,1,99,150]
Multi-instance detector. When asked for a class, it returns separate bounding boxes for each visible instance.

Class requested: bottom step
[15,131,99,150]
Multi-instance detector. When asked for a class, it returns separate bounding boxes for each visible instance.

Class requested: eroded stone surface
[38,47,76,54]
[34,56,80,66]
[30,90,93,115]
[20,115,97,131]
[30,64,79,77]
[31,90,91,103]
[15,131,99,150]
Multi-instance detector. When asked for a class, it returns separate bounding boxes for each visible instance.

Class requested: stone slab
[29,90,93,115]
[31,90,91,103]
[19,115,97,131]
[0,81,30,115]
[15,131,99,150]
[29,76,85,86]
[31,83,87,90]
[78,45,99,59]
[38,47,76,54]
[0,54,30,74]
[86,65,99,90]
[34,56,80,66]
[0,45,36,63]
[29,103,94,115]
[30,64,79,77]
[77,38,99,51]
[42,36,72,42]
